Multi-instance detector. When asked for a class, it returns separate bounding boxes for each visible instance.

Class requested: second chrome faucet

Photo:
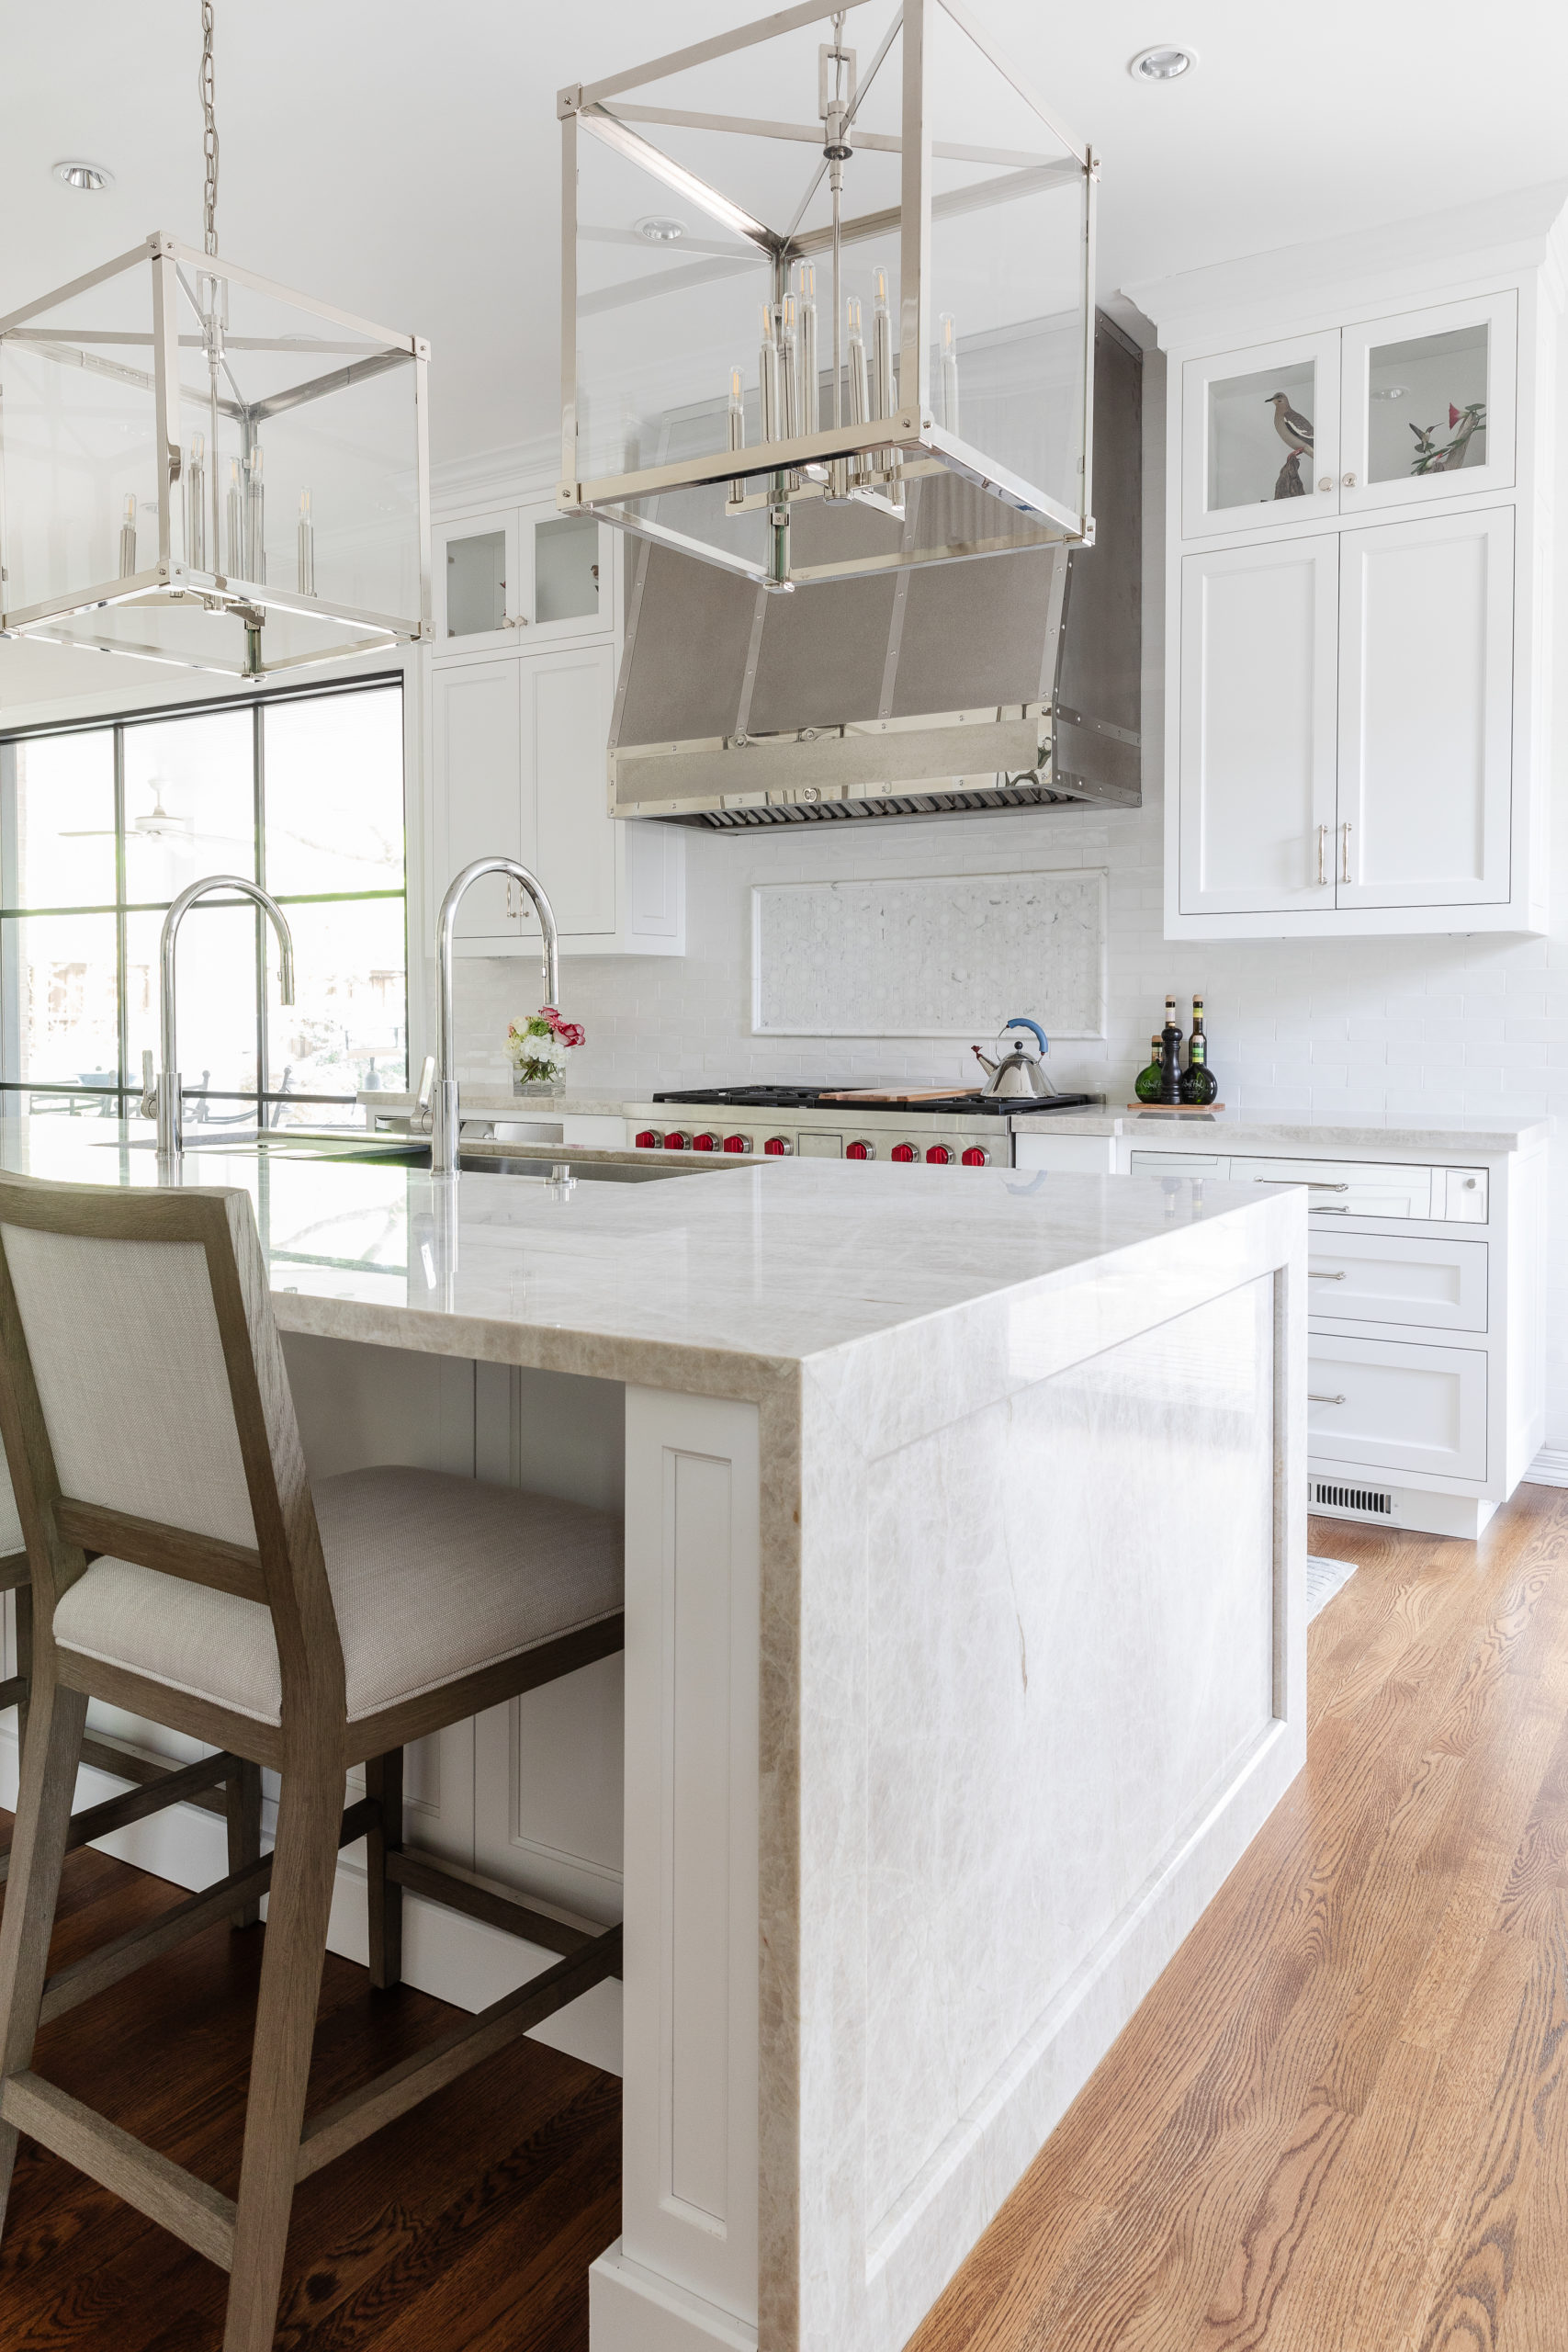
[150,876,297,1159]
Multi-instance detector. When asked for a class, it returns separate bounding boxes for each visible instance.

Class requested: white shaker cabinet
[1178,535,1338,915]
[1178,506,1515,921]
[1134,194,1558,940]
[430,636,684,962]
[1337,506,1513,910]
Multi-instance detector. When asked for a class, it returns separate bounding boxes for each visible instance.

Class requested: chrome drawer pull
[1251,1179,1350,1190]
[1308,1392,1347,1405]
[1309,1269,1347,1279]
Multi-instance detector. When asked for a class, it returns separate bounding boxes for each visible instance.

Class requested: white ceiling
[3,0,1567,703]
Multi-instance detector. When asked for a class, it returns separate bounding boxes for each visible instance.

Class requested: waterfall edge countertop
[0,1116,1308,2352]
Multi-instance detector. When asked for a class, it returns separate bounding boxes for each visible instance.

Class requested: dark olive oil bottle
[1134,1035,1165,1102]
[1159,996,1185,1103]
[1181,995,1219,1104]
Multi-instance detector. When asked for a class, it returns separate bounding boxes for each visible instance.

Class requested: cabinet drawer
[1308,1231,1487,1332]
[1233,1154,1432,1219]
[1307,1335,1487,1481]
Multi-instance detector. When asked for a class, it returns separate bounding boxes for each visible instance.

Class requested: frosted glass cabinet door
[1181,331,1341,538]
[1339,291,1517,516]
[1179,536,1339,916]
[1336,507,1514,910]
[434,509,523,650]
[520,499,612,643]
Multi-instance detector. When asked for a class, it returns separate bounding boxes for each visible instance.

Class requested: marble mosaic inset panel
[751,868,1108,1037]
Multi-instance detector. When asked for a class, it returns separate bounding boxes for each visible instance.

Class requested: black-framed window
[0,676,406,1130]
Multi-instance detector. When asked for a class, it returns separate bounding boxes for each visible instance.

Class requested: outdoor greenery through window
[0,679,406,1130]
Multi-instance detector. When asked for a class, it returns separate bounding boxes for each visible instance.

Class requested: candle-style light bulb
[227,458,243,578]
[118,492,137,580]
[872,266,896,423]
[758,302,780,446]
[728,366,746,507]
[780,293,799,443]
[796,261,818,438]
[846,297,868,423]
[297,487,316,595]
[186,434,206,571]
[244,445,265,583]
[939,311,960,435]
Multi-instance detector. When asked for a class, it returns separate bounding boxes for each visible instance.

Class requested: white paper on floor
[1306,1553,1359,1622]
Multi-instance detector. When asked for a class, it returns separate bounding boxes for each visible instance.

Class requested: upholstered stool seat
[53,1465,623,1726]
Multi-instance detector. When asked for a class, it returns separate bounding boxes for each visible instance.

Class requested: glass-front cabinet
[1182,331,1342,537]
[434,497,611,649]
[1339,290,1517,514]
[1182,296,1517,539]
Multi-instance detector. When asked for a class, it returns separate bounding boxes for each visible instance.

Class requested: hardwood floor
[0,1835,619,2347]
[4,1489,1567,2348]
[908,1487,1568,2352]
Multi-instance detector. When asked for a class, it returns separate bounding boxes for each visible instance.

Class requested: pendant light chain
[200,0,220,256]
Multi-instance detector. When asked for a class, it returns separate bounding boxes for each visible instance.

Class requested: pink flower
[536,1006,584,1049]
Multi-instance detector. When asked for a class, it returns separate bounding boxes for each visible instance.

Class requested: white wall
[454,325,1568,1447]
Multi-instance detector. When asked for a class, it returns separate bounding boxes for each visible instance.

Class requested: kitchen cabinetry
[1179,507,1515,919]
[434,496,614,650]
[1135,198,1559,939]
[428,483,684,961]
[1083,1125,1545,1538]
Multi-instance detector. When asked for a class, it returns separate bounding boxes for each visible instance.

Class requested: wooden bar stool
[0,1467,265,1902]
[0,1173,625,2352]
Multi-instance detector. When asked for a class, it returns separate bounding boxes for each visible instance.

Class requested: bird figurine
[1266,390,1314,456]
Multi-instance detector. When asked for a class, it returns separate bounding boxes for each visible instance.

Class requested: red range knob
[763,1136,792,1156]
[663,1131,690,1151]
[692,1132,718,1152]
[634,1128,661,1149]
[926,1144,953,1165]
[961,1146,989,1167]
[846,1139,874,1160]
[722,1133,752,1154]
[890,1142,918,1163]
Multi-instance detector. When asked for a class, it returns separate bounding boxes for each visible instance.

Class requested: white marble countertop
[0,1116,1285,1382]
[367,1089,1550,1158]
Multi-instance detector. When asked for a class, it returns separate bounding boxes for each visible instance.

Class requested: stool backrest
[0,1173,345,1725]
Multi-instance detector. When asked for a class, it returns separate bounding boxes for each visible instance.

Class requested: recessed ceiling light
[1129,45,1196,82]
[635,214,686,243]
[1371,384,1409,401]
[53,160,114,192]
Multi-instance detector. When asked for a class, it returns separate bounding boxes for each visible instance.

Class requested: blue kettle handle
[1005,1015,1049,1056]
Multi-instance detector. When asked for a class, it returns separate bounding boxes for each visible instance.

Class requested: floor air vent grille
[1312,1481,1394,1517]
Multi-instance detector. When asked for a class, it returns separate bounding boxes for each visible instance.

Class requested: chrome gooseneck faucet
[434,857,559,1176]
[152,876,296,1158]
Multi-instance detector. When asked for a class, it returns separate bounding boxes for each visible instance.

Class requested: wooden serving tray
[818,1086,984,1103]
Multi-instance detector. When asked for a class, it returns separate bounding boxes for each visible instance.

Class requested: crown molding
[431,434,561,515]
[1125,178,1568,350]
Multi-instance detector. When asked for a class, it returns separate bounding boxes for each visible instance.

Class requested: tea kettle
[972,1016,1056,1100]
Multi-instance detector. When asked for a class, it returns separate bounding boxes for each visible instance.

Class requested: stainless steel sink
[101,1134,735,1182]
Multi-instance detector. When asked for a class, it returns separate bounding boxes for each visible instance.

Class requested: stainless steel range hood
[607,314,1142,831]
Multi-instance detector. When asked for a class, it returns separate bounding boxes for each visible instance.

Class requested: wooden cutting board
[816,1086,985,1102]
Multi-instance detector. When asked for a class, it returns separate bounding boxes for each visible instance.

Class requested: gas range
[626,1084,1103,1169]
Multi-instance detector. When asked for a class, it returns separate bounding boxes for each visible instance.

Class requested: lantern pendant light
[0,2,431,676]
[558,0,1097,594]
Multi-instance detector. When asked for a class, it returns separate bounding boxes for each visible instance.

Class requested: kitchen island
[0,1120,1306,2352]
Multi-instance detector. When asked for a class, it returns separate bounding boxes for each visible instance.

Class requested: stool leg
[12,1583,32,1756]
[365,1749,404,1991]
[222,1758,342,2352]
[225,1758,264,1930]
[0,1674,87,2232]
